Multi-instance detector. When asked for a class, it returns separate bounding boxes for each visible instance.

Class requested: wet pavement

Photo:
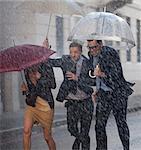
[0,110,141,150]
[0,94,141,149]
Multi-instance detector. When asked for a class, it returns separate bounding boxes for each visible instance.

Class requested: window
[126,17,131,62]
[136,19,141,62]
[56,16,64,56]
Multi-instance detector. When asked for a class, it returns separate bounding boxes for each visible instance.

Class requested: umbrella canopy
[68,12,135,49]
[0,44,55,73]
[15,0,84,15]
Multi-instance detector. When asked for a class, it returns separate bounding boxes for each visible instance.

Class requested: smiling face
[87,40,102,57]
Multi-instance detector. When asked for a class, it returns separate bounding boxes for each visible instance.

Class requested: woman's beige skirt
[24,96,54,132]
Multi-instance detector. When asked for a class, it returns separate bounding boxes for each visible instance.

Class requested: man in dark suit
[43,40,94,150]
[87,39,134,150]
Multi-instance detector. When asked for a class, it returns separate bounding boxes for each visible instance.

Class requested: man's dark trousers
[95,89,129,150]
[65,97,94,150]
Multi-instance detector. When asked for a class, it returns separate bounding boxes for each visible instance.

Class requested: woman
[21,62,56,150]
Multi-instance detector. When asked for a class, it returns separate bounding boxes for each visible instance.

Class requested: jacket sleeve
[37,63,56,90]
[100,49,123,90]
[48,58,63,68]
[24,69,36,94]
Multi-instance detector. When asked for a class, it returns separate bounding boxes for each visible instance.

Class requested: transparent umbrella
[68,12,135,49]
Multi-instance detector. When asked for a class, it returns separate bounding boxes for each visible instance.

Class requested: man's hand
[66,72,78,81]
[92,91,98,102]
[94,64,106,77]
[35,71,41,80]
[28,71,41,85]
[43,39,49,48]
[21,82,28,92]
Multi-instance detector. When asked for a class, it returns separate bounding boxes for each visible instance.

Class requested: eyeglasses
[87,45,99,50]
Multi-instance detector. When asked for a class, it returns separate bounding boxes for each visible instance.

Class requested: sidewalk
[0,94,141,142]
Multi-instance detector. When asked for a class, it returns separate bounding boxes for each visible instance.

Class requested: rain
[0,0,141,150]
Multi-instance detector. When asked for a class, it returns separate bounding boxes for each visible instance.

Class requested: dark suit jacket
[88,46,134,98]
[24,62,56,108]
[49,55,95,102]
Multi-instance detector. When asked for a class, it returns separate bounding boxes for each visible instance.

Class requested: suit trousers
[65,98,94,150]
[95,89,130,150]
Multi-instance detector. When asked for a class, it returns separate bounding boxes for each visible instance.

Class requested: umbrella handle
[46,14,52,38]
[20,71,27,95]
[89,70,96,78]
[45,14,52,49]
[20,71,25,82]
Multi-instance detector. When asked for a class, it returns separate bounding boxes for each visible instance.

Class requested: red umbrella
[0,44,55,73]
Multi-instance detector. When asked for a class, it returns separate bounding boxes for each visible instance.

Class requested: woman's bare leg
[43,127,56,150]
[23,112,33,150]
